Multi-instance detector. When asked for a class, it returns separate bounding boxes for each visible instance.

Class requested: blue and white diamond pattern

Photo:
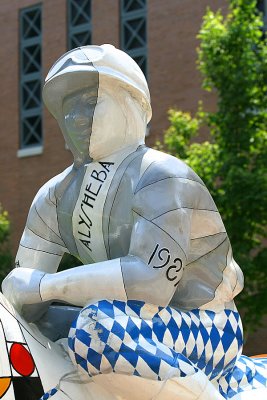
[218,355,267,398]
[39,387,58,400]
[68,300,198,380]
[68,299,267,398]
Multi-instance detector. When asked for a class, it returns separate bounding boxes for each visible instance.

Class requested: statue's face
[62,84,127,162]
[88,85,127,160]
[62,86,98,161]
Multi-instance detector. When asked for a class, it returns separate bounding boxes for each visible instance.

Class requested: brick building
[0,0,266,354]
[0,0,229,250]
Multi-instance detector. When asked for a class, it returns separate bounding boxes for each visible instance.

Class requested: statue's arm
[3,168,191,309]
[39,208,188,307]
[2,194,189,310]
[15,172,68,271]
[38,175,191,307]
[2,175,67,318]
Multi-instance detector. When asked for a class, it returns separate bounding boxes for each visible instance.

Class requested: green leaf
[157,0,267,334]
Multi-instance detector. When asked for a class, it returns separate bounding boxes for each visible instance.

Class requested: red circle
[10,343,35,376]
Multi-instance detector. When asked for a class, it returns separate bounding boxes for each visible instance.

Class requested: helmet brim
[43,68,152,122]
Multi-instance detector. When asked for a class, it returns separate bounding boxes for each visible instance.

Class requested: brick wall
[0,0,73,253]
[147,0,228,145]
[0,0,228,253]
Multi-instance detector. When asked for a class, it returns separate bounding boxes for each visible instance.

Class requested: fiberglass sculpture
[2,45,267,400]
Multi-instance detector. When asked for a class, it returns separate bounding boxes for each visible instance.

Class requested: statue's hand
[2,268,46,313]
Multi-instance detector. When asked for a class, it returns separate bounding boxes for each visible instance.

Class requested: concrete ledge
[17,146,43,158]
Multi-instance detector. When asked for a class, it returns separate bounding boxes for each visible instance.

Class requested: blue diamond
[113,300,126,313]
[140,319,152,339]
[126,317,140,340]
[102,343,119,369]
[98,300,115,319]
[75,353,88,371]
[210,325,221,351]
[119,342,138,367]
[111,320,126,340]
[127,300,144,316]
[166,317,179,342]
[137,346,161,375]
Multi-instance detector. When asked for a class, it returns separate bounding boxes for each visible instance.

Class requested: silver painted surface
[56,165,87,260]
[35,305,81,341]
[102,146,148,259]
[40,258,127,306]
[3,45,244,320]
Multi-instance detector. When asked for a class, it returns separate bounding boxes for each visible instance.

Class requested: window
[257,0,267,31]
[120,0,147,77]
[19,5,42,153]
[67,0,91,49]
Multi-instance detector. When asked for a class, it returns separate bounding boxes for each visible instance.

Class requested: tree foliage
[159,0,267,332]
[0,205,12,282]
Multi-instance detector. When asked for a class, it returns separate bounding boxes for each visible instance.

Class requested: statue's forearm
[2,251,181,311]
[40,258,127,307]
[40,253,180,308]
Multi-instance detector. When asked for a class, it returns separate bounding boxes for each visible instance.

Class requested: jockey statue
[2,45,267,400]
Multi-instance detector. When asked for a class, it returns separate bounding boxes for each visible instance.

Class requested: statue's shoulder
[137,148,204,189]
[24,166,73,243]
[30,165,73,211]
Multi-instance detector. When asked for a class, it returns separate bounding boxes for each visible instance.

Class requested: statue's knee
[68,304,111,358]
[68,303,119,375]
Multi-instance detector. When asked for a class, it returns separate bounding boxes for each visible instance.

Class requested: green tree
[0,205,12,282]
[159,0,267,332]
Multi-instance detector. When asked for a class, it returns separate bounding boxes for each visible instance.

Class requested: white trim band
[17,146,43,158]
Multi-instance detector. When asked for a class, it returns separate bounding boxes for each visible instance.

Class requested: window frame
[120,0,148,77]
[19,3,43,157]
[67,0,92,50]
[257,0,267,30]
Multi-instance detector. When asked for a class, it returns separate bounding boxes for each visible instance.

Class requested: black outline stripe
[60,388,72,399]
[151,206,219,222]
[16,315,43,378]
[55,192,70,253]
[120,258,128,301]
[186,237,228,267]
[0,377,11,397]
[133,210,187,260]
[132,208,220,250]
[231,257,241,294]
[81,50,99,161]
[26,226,65,248]
[60,51,98,260]
[19,244,62,257]
[105,149,145,259]
[134,176,206,195]
[0,319,13,378]
[0,303,47,349]
[48,188,56,206]
[211,240,231,298]
[191,231,227,241]
[9,342,35,377]
[67,170,86,258]
[6,341,27,345]
[136,159,158,188]
[34,204,62,242]
[39,273,46,302]
[201,240,231,305]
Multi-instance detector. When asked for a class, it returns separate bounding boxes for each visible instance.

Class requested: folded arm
[3,170,192,312]
[3,208,188,312]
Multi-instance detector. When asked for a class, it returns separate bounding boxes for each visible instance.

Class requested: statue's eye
[74,114,91,127]
[80,93,97,106]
